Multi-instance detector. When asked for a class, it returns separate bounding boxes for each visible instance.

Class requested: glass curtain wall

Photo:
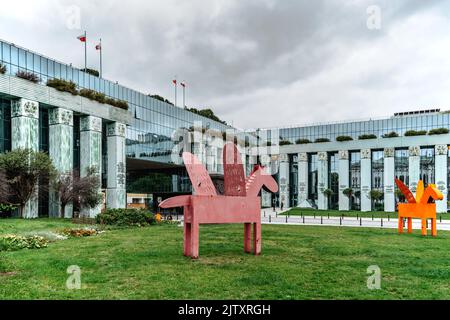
[289,154,298,207]
[350,151,361,210]
[328,152,339,210]
[420,147,435,187]
[372,150,384,211]
[395,149,409,204]
[308,154,318,206]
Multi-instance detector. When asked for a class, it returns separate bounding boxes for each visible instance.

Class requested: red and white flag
[77,34,86,42]
[173,79,177,85]
[95,43,101,50]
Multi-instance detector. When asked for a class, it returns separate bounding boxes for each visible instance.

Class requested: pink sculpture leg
[191,220,199,259]
[184,223,192,257]
[253,222,261,255]
[244,223,252,253]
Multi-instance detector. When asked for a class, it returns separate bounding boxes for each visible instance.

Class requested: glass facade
[328,153,339,210]
[372,150,384,210]
[350,151,361,210]
[0,98,11,153]
[277,114,450,144]
[308,154,318,205]
[0,39,234,168]
[289,154,298,207]
[420,147,435,187]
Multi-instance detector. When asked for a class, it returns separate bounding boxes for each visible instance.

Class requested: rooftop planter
[404,130,427,137]
[46,79,78,95]
[358,134,377,140]
[428,128,449,135]
[296,139,311,145]
[382,132,399,138]
[315,138,330,143]
[0,63,6,75]
[16,70,40,84]
[336,136,353,142]
[279,140,293,146]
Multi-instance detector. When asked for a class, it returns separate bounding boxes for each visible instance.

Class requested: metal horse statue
[395,179,443,237]
[159,143,278,259]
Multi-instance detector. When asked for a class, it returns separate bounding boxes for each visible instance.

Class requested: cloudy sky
[1,0,449,129]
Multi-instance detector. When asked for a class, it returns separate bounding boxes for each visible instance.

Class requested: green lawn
[284,208,450,220]
[2,218,450,299]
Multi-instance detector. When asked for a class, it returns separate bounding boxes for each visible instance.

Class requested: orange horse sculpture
[159,143,279,259]
[395,179,444,237]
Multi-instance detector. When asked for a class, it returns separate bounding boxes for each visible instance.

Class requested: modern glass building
[252,110,450,213]
[0,38,247,218]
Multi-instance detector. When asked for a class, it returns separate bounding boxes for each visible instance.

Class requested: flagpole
[174,79,177,107]
[183,82,186,108]
[84,31,87,71]
[99,38,102,78]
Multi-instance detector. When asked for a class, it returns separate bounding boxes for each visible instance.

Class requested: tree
[369,189,384,210]
[127,174,172,193]
[0,149,56,218]
[343,188,353,209]
[53,167,102,218]
[322,189,334,198]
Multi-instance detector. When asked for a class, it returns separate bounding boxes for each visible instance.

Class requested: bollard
[328,212,330,219]
[269,215,272,223]
[303,215,305,224]
[360,218,362,226]
[388,214,390,222]
[276,212,278,218]
[372,214,374,221]
[314,212,316,219]
[321,216,323,225]
[340,217,342,226]
[264,211,266,218]
[440,214,442,223]
[286,216,288,224]
[381,218,383,228]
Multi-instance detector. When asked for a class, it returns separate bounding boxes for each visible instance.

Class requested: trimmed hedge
[336,136,353,142]
[296,139,311,144]
[429,128,449,135]
[96,209,156,227]
[382,132,399,138]
[315,138,330,143]
[358,134,377,140]
[404,130,427,137]
[47,79,78,95]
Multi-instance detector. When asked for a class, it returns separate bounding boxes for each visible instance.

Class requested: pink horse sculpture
[159,143,278,259]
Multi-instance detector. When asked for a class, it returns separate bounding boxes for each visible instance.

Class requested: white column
[11,99,39,218]
[297,152,309,208]
[49,108,74,218]
[278,154,290,208]
[338,150,350,211]
[384,147,395,212]
[80,116,102,217]
[361,149,372,212]
[408,146,421,194]
[435,145,448,213]
[107,122,127,209]
[317,152,328,210]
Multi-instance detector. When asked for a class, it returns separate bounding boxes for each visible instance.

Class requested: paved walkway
[260,208,450,231]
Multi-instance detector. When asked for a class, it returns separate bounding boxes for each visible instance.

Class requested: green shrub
[428,128,449,135]
[358,134,377,140]
[405,130,427,137]
[315,138,330,143]
[0,63,6,74]
[96,209,155,227]
[336,136,353,142]
[105,97,129,110]
[0,235,48,251]
[296,139,311,144]
[47,79,78,95]
[279,140,292,146]
[382,132,399,138]
[0,204,17,218]
[16,70,40,83]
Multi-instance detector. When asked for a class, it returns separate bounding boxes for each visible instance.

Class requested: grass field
[284,208,450,220]
[2,218,450,300]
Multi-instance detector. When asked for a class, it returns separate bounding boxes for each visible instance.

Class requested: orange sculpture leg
[407,218,413,234]
[431,219,437,237]
[253,222,261,255]
[421,219,427,236]
[244,223,252,253]
[398,218,403,234]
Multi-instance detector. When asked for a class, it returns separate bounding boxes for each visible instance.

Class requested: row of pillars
[278,146,449,213]
[11,98,126,218]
